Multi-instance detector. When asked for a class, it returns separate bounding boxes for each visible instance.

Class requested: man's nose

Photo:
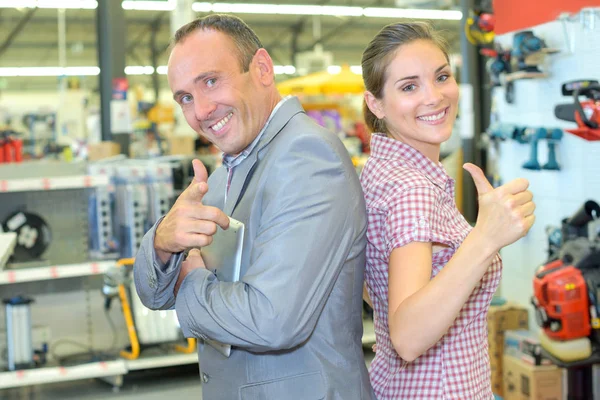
[194,96,216,121]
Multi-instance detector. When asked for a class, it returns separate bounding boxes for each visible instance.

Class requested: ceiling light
[0,65,296,77]
[193,3,363,17]
[0,67,100,77]
[0,0,36,7]
[0,0,97,8]
[124,66,155,75]
[274,65,296,75]
[192,3,462,20]
[122,0,175,11]
[350,66,362,75]
[363,7,462,20]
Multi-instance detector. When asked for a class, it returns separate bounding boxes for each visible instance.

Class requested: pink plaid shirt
[361,134,501,400]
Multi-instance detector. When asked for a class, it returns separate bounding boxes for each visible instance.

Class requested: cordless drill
[521,127,563,170]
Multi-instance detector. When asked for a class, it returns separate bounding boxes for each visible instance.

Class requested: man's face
[168,29,267,155]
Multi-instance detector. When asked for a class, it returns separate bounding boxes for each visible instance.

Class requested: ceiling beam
[0,7,37,58]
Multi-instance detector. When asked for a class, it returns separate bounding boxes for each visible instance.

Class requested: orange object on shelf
[532,259,591,341]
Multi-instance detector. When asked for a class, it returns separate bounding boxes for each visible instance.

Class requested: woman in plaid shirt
[359,22,536,399]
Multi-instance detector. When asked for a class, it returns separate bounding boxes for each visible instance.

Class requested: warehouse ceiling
[0,0,463,91]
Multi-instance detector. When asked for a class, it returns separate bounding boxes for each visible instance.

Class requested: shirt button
[418,219,427,227]
[202,372,210,383]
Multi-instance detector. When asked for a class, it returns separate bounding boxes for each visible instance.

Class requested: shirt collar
[369,133,450,189]
[222,95,293,169]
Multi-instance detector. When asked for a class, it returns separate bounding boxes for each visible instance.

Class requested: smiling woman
[359,22,536,400]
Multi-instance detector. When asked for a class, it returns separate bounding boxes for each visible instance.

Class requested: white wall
[492,16,600,330]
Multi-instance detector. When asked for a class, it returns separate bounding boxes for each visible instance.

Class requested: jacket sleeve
[133,217,185,311]
[175,133,366,352]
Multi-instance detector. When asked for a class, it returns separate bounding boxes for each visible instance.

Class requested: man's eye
[206,78,217,88]
[181,94,192,104]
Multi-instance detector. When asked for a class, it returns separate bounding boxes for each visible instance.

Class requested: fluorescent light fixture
[274,65,296,75]
[363,7,462,20]
[65,66,100,75]
[122,0,175,11]
[193,3,362,17]
[125,66,155,75]
[0,0,97,8]
[192,2,211,12]
[192,2,462,20]
[0,66,100,76]
[0,0,36,7]
[350,65,362,75]
[157,65,168,75]
[325,65,362,75]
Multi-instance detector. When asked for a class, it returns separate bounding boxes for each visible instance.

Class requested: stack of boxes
[487,303,529,397]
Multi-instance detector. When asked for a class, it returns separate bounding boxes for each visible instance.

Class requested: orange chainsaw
[554,80,600,141]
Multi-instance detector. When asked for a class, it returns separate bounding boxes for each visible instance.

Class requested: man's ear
[252,48,275,86]
[364,91,385,119]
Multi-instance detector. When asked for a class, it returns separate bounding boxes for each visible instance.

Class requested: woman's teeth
[418,109,446,122]
[211,112,233,131]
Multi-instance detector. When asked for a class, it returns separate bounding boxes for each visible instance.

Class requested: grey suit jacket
[134,97,374,400]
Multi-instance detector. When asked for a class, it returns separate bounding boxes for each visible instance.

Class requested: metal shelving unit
[0,261,115,285]
[0,175,110,193]
[0,360,128,390]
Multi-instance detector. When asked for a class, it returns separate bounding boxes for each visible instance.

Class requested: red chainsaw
[554,80,600,141]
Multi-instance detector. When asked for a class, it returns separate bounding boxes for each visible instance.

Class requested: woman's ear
[364,91,385,119]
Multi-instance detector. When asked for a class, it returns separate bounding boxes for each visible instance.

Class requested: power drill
[520,127,563,170]
[480,46,511,87]
[512,31,546,72]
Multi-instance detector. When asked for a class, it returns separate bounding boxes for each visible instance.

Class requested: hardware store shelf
[0,360,127,389]
[0,261,116,285]
[0,175,109,193]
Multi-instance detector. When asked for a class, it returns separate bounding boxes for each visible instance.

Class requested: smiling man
[133,14,374,400]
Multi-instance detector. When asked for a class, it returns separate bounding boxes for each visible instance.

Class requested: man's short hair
[173,14,263,72]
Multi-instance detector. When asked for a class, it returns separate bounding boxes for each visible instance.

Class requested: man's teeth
[418,109,446,122]
[211,112,233,131]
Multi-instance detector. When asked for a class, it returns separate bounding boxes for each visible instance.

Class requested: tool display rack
[0,161,198,391]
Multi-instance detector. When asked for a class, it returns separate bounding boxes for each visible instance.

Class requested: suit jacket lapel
[222,97,305,215]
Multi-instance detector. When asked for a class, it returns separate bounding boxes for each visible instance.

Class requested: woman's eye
[438,74,449,82]
[402,84,416,92]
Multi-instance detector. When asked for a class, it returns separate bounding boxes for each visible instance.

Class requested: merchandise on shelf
[532,200,600,362]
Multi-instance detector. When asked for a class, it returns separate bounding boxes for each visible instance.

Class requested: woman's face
[367,39,459,160]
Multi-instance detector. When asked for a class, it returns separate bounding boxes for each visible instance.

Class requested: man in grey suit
[134,14,374,400]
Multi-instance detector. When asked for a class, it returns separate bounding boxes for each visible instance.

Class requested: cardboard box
[503,354,564,400]
[88,141,121,161]
[505,330,552,366]
[488,304,529,397]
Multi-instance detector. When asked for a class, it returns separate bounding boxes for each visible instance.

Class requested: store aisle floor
[1,351,376,400]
